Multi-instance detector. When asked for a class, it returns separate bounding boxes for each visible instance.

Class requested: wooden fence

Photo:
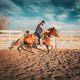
[0,30,80,50]
[0,30,23,50]
[56,31,80,49]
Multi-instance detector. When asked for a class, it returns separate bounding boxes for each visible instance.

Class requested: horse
[12,27,60,53]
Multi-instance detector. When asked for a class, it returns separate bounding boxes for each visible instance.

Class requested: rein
[44,35,51,40]
[43,30,53,40]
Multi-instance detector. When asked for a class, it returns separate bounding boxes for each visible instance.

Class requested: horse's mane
[44,27,53,35]
[45,27,57,35]
[47,27,57,31]
[47,27,53,30]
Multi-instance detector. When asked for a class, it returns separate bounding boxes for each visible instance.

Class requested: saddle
[32,34,39,39]
[32,33,44,40]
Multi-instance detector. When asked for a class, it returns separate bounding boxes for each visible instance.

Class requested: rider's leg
[35,31,43,46]
[40,38,43,46]
[39,34,43,46]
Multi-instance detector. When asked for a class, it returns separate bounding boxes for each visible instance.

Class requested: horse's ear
[53,27,56,31]
[53,27,55,29]
[48,27,52,30]
[50,27,52,29]
[51,28,53,30]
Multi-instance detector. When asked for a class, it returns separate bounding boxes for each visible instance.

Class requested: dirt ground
[0,48,80,80]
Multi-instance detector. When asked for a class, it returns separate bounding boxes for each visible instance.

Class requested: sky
[0,0,80,31]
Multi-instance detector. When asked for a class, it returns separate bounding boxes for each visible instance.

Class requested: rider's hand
[44,30,46,32]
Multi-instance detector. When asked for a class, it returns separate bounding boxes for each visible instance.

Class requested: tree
[0,15,9,30]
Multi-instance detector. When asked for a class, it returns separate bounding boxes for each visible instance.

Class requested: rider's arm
[40,25,45,32]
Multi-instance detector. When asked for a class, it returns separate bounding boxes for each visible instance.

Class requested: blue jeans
[35,31,42,39]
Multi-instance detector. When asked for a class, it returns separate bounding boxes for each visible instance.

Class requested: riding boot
[40,38,43,46]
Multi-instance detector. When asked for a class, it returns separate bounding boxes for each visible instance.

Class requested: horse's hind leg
[17,47,21,53]
[28,43,36,53]
[28,43,32,50]
[19,44,26,53]
[46,45,49,53]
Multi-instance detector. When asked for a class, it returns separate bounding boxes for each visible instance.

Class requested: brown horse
[19,27,60,53]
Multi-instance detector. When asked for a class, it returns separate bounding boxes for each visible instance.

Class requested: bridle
[44,35,51,40]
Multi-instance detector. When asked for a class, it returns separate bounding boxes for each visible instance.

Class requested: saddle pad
[32,34,38,39]
[32,33,44,39]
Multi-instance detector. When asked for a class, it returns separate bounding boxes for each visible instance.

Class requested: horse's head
[47,27,60,37]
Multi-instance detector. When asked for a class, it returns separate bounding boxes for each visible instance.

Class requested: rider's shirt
[35,23,43,33]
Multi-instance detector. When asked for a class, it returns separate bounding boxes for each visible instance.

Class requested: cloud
[75,15,80,17]
[0,0,80,31]
[8,16,43,30]
[57,13,68,20]
[59,7,75,14]
[44,14,55,20]
[23,0,54,14]
[29,5,40,12]
[44,20,80,31]
[8,15,80,31]
[75,0,80,9]
[0,0,24,16]
[44,21,65,29]
[77,19,80,25]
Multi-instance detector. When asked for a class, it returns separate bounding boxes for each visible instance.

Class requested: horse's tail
[11,36,24,48]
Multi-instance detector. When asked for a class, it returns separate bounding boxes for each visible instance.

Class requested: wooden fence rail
[0,30,80,50]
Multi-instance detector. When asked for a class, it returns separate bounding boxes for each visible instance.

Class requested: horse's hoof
[47,51,49,53]
[17,48,21,53]
[19,50,23,56]
[32,51,35,53]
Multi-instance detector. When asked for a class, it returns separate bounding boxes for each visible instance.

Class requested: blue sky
[0,0,80,31]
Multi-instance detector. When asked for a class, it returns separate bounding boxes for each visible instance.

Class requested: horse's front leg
[46,44,53,53]
[46,45,49,53]
[49,44,53,51]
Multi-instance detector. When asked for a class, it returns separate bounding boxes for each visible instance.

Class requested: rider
[35,20,45,46]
